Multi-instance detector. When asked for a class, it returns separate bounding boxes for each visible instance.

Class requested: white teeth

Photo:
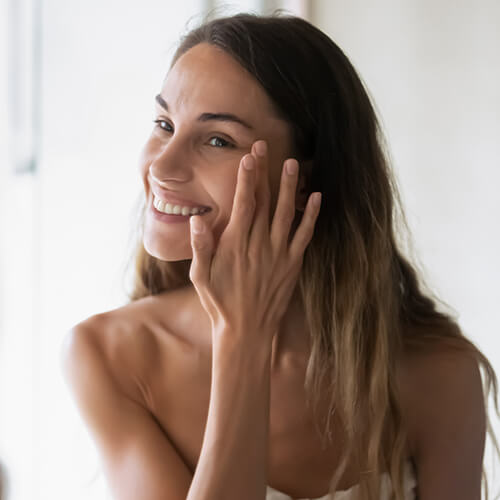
[165,203,183,214]
[153,195,207,216]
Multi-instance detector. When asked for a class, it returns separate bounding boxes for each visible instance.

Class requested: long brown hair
[126,13,499,500]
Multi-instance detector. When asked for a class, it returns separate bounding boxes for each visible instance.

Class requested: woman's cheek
[206,175,239,241]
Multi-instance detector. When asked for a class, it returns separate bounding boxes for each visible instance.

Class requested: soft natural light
[1,1,499,499]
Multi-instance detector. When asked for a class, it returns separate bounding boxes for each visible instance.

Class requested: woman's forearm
[186,330,272,500]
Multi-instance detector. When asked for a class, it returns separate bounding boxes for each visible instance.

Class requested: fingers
[270,158,301,251]
[189,214,214,286]
[225,140,321,264]
[288,191,321,260]
[226,151,257,252]
[248,140,271,243]
[225,139,271,252]
[270,158,321,260]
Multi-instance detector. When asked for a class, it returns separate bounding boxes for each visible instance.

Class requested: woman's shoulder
[65,289,192,403]
[76,287,196,346]
[398,332,482,392]
[397,330,485,459]
[72,296,160,357]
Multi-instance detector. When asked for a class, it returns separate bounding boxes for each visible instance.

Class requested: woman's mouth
[150,195,212,223]
[153,194,211,216]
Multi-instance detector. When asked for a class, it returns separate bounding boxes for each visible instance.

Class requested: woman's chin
[143,237,193,262]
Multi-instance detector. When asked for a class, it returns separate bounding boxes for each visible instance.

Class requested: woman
[61,13,499,500]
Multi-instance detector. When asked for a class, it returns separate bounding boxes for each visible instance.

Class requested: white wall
[0,0,41,498]
[311,0,500,486]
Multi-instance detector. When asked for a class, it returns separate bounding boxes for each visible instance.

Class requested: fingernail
[255,141,267,157]
[286,160,298,175]
[191,216,204,233]
[312,192,322,207]
[243,155,255,170]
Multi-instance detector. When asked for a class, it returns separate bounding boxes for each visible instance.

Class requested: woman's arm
[405,347,486,500]
[63,319,273,500]
[183,140,320,499]
[63,318,273,500]
[187,332,272,500]
[62,322,194,500]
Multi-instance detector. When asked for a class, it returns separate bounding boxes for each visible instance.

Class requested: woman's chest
[141,334,369,494]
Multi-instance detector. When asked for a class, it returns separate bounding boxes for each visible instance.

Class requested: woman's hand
[188,140,321,345]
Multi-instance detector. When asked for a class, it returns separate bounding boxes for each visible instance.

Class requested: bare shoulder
[398,336,486,499]
[399,337,483,393]
[60,291,197,499]
[398,337,485,448]
[62,288,189,405]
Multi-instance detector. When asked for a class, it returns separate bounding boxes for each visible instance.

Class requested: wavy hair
[126,13,499,500]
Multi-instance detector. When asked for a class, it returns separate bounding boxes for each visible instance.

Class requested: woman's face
[138,42,299,261]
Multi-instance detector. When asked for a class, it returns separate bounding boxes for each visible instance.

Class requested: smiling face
[138,42,303,262]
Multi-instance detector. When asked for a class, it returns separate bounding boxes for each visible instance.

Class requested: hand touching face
[138,43,308,262]
[188,137,321,340]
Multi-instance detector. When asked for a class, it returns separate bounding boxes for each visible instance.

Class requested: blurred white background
[0,0,499,499]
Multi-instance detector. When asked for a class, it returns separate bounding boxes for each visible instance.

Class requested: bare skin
[75,286,414,498]
[62,42,486,500]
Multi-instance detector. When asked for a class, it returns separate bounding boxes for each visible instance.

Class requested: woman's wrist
[186,324,272,500]
[212,326,274,366]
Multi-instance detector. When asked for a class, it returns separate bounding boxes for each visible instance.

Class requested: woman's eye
[153,119,173,132]
[152,121,233,148]
[208,136,233,148]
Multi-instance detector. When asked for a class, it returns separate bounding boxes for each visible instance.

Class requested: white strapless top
[266,459,417,500]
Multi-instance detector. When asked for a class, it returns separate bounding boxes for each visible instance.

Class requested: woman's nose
[149,135,193,184]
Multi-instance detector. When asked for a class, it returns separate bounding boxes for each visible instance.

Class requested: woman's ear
[295,159,313,212]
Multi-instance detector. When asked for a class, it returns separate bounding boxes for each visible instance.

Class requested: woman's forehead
[161,43,277,122]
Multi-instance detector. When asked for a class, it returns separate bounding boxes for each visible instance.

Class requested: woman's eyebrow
[155,94,254,130]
